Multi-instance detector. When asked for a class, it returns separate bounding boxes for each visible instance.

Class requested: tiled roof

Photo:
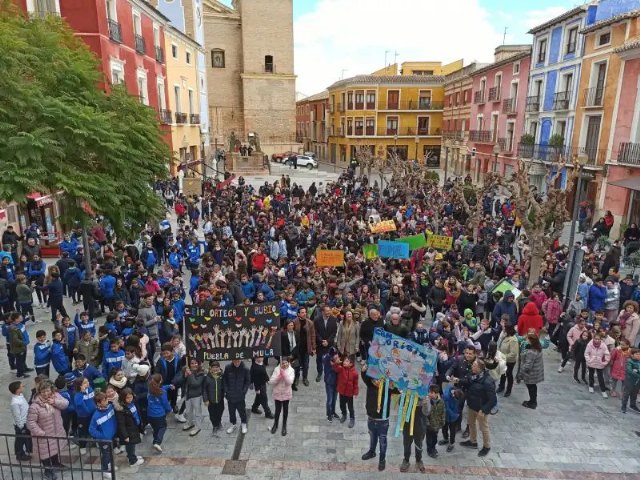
[443,62,490,84]
[471,50,532,77]
[528,5,589,34]
[328,74,444,90]
[614,38,640,54]
[580,9,640,34]
[300,90,329,103]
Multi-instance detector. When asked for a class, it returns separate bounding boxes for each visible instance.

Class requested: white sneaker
[182,424,194,431]
[557,366,563,373]
[114,446,124,455]
[79,448,87,455]
[226,424,237,434]
[68,442,78,449]
[35,318,43,323]
[129,458,144,467]
[153,443,163,453]
[602,392,609,398]
[189,428,201,437]
[241,423,248,434]
[103,473,112,480]
[589,387,595,393]
[175,414,187,423]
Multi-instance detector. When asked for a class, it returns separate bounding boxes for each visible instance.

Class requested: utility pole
[503,27,508,45]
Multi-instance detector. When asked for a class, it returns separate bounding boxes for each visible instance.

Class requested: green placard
[363,244,379,260]
[396,233,428,251]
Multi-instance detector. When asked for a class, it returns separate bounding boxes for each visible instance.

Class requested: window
[566,26,578,54]
[186,50,191,64]
[365,118,375,135]
[454,92,460,106]
[418,117,430,135]
[347,118,353,136]
[106,0,117,21]
[355,91,364,109]
[598,31,611,47]
[556,120,566,139]
[347,92,353,109]
[172,44,178,59]
[153,25,160,48]
[133,12,141,36]
[174,85,181,113]
[386,116,398,135]
[513,62,520,74]
[32,0,59,16]
[211,49,224,67]
[137,71,148,105]
[387,90,399,109]
[265,55,274,73]
[157,80,166,110]
[355,118,363,135]
[537,38,547,63]
[463,89,469,104]
[188,89,194,116]
[110,59,124,85]
[366,91,376,109]
[419,90,432,109]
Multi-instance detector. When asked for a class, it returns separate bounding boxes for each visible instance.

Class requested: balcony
[135,34,146,54]
[175,112,187,124]
[618,142,640,166]
[189,114,200,124]
[365,126,375,135]
[108,19,122,43]
[378,100,444,110]
[473,91,485,104]
[155,46,164,63]
[488,87,501,102]
[583,87,604,107]
[518,143,606,165]
[377,128,439,137]
[159,109,172,124]
[526,95,540,112]
[502,98,517,114]
[443,131,465,141]
[552,91,570,110]
[347,102,353,110]
[264,63,275,73]
[469,130,493,143]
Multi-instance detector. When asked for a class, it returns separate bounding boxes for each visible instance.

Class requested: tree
[451,172,504,241]
[0,6,170,242]
[509,158,578,287]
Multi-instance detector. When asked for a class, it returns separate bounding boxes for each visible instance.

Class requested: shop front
[21,192,62,257]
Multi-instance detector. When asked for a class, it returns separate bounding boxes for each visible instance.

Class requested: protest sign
[369,219,397,233]
[378,240,410,259]
[396,233,427,250]
[185,302,281,361]
[426,234,453,250]
[316,249,345,267]
[491,278,521,299]
[362,244,379,260]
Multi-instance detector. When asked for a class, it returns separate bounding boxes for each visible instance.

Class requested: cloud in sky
[293,0,505,96]
[522,5,568,30]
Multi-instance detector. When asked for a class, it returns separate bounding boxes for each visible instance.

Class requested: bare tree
[451,172,504,241]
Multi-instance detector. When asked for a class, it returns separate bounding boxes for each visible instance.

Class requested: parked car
[284,155,317,170]
[303,151,316,159]
[271,151,296,162]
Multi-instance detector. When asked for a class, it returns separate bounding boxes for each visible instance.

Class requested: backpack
[631,288,640,303]
[9,327,25,354]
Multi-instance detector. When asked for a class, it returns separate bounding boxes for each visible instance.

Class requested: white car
[285,155,318,170]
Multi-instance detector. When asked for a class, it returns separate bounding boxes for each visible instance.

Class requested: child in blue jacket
[147,373,172,453]
[439,384,463,452]
[33,330,51,377]
[74,311,96,338]
[74,377,96,454]
[322,347,339,421]
[102,339,125,378]
[55,374,77,436]
[51,329,70,375]
[89,392,117,476]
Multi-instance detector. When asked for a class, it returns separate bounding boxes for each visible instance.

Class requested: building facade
[203,0,296,156]
[468,46,532,182]
[296,91,329,160]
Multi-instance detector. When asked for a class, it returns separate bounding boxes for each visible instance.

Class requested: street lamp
[567,153,589,251]
[492,143,501,174]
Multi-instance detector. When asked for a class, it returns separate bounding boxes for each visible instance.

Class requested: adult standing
[335,310,360,358]
[496,324,519,397]
[223,359,251,434]
[314,306,338,382]
[516,334,544,409]
[293,307,316,387]
[27,379,69,480]
[359,308,382,360]
[492,291,518,326]
[618,300,640,347]
[268,357,295,436]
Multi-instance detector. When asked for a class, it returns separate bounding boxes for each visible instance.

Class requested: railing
[496,137,507,151]
[502,98,517,114]
[571,145,607,165]
[378,100,443,110]
[376,128,437,136]
[418,127,429,135]
[175,112,187,124]
[365,127,375,135]
[135,34,145,54]
[347,127,353,135]
[618,142,640,166]
[108,19,122,43]
[355,102,364,109]
[553,91,571,110]
[366,102,375,110]
[526,95,540,112]
[583,86,604,107]
[518,142,606,165]
[347,102,353,110]
[443,131,465,141]
[474,91,485,104]
[190,113,200,124]
[31,8,60,18]
[488,87,501,102]
[469,130,493,143]
[155,45,164,63]
[159,109,172,124]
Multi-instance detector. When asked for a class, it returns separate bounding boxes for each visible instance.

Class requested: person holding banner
[400,394,428,473]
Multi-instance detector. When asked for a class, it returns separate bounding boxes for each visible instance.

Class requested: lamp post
[444,146,449,184]
[492,143,501,174]
[414,136,419,163]
[568,153,589,251]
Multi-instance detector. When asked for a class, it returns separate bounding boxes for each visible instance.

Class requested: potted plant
[519,133,535,158]
[548,134,565,161]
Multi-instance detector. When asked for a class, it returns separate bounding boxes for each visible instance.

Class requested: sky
[222,0,583,96]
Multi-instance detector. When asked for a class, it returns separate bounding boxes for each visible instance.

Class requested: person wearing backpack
[8,312,29,378]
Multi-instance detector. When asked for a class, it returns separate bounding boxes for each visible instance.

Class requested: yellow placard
[427,234,453,250]
[369,220,397,233]
[316,249,345,267]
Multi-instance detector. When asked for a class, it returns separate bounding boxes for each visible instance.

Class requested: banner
[369,219,397,233]
[362,244,379,260]
[366,328,437,396]
[378,240,410,259]
[316,249,345,267]
[426,234,453,250]
[396,233,427,250]
[491,278,522,299]
[185,302,281,361]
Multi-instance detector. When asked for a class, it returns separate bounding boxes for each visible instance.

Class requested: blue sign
[377,240,410,259]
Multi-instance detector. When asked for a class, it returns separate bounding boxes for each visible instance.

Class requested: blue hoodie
[26,260,46,278]
[51,340,70,374]
[99,275,116,300]
[322,351,337,386]
[74,387,97,418]
[64,267,83,288]
[33,341,51,369]
[171,298,185,324]
[73,365,101,386]
[89,404,117,441]
[147,385,172,418]
[126,402,141,426]
[74,313,96,337]
[443,384,461,423]
[63,324,78,351]
[102,348,125,378]
[241,281,256,300]
[168,252,181,270]
[59,388,75,413]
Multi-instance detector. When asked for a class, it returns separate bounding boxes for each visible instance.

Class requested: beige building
[164,25,203,175]
[203,0,296,156]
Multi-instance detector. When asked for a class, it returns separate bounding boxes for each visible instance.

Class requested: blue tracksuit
[51,340,70,374]
[241,281,256,300]
[75,313,96,337]
[147,385,172,418]
[89,404,117,440]
[33,341,51,369]
[74,388,97,418]
[64,324,78,352]
[73,365,101,386]
[99,275,116,300]
[168,252,181,270]
[102,349,125,378]
[171,298,185,324]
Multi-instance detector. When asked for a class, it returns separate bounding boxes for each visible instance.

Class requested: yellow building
[327,61,458,165]
[164,25,203,175]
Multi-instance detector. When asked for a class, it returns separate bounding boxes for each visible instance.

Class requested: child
[171,335,186,359]
[122,346,142,384]
[74,376,96,455]
[55,374,77,437]
[585,333,610,397]
[204,361,225,435]
[610,339,630,397]
[33,330,51,377]
[331,355,359,428]
[102,339,125,379]
[116,388,144,467]
[61,316,78,362]
[74,311,96,338]
[412,321,430,346]
[131,364,150,435]
[75,330,99,366]
[572,330,590,384]
[425,385,445,460]
[173,358,207,436]
[8,312,29,378]
[250,356,273,418]
[72,353,101,386]
[621,348,640,413]
[147,373,172,453]
[322,347,339,422]
[15,274,35,323]
[439,384,462,452]
[88,391,117,479]
[51,329,70,375]
[9,380,32,462]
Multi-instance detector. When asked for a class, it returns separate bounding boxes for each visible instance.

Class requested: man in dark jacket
[445,347,476,438]
[456,360,497,457]
[492,290,518,326]
[359,308,382,360]
[250,356,273,418]
[223,359,251,434]
[47,272,67,323]
[313,306,338,382]
[78,274,99,320]
[384,312,409,338]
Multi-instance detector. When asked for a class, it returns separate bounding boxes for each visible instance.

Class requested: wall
[242,74,296,143]
[612,58,640,150]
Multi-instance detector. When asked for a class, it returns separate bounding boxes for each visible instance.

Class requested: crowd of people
[2,166,640,478]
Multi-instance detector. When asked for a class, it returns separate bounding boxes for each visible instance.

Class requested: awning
[26,192,54,207]
[608,177,640,191]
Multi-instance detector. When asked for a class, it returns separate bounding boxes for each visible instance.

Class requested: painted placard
[369,219,397,233]
[396,233,427,250]
[362,244,379,260]
[378,240,410,259]
[316,249,345,267]
[426,234,453,250]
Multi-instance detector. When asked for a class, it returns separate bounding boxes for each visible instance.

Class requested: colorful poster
[362,244,379,260]
[491,279,522,299]
[378,240,410,259]
[366,328,437,396]
[185,302,281,361]
[396,233,427,250]
[369,219,397,233]
[316,249,345,267]
[426,234,453,250]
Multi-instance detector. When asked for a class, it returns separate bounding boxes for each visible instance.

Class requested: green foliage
[520,133,535,145]
[0,8,170,235]
[424,171,439,182]
[462,185,477,205]
[549,134,565,148]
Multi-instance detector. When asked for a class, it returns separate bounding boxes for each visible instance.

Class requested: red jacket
[332,363,359,397]
[517,302,544,336]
